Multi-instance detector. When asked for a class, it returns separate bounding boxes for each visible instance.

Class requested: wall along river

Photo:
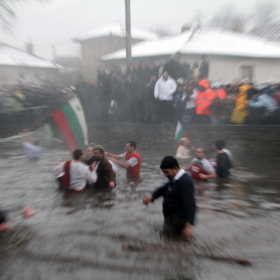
[0,146,280,280]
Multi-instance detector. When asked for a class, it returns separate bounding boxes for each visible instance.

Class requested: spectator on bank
[199,55,209,79]
[154,71,177,123]
[182,82,198,124]
[231,79,251,124]
[143,74,158,123]
[195,79,213,124]
[248,88,278,125]
[173,78,185,121]
[12,87,26,111]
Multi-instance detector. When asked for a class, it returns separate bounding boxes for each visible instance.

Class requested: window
[239,64,253,80]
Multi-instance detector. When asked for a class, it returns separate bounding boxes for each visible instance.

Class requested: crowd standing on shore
[1,55,280,128]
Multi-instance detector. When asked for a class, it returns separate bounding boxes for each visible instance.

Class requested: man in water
[87,145,116,190]
[19,130,41,160]
[212,140,232,178]
[53,149,97,192]
[106,141,141,179]
[143,156,196,240]
[185,148,216,180]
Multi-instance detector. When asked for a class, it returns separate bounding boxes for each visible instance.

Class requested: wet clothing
[216,153,231,178]
[23,142,41,159]
[190,158,215,180]
[152,169,196,226]
[87,157,116,189]
[120,152,141,178]
[53,161,97,192]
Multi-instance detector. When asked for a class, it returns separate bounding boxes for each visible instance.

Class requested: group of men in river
[0,138,232,241]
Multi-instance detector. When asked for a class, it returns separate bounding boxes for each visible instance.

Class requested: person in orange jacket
[195,79,214,124]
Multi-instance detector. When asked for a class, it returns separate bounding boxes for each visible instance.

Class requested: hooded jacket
[154,76,177,100]
[196,79,214,115]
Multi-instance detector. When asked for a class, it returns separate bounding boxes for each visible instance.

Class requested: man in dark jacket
[143,74,157,123]
[143,156,196,240]
[87,146,116,190]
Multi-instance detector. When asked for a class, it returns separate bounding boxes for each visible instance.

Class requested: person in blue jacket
[143,156,196,240]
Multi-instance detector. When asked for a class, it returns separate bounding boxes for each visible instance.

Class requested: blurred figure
[212,140,231,178]
[175,138,192,167]
[181,82,197,124]
[106,141,141,179]
[110,66,125,121]
[86,146,116,190]
[164,54,182,80]
[143,156,196,240]
[248,88,278,125]
[157,58,166,80]
[83,145,94,162]
[173,78,185,122]
[190,62,199,79]
[19,131,41,160]
[185,148,216,180]
[53,149,97,192]
[199,55,209,79]
[143,74,158,123]
[125,65,141,122]
[231,79,251,124]
[195,79,213,124]
[154,71,177,123]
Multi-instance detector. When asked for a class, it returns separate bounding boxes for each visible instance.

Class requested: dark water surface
[0,147,280,280]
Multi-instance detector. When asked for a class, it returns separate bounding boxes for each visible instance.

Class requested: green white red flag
[174,121,188,155]
[51,97,88,152]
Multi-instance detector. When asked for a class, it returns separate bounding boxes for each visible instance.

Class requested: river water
[0,146,280,280]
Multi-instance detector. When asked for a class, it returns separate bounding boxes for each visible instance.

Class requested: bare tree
[249,1,280,31]
[150,25,173,37]
[0,0,45,32]
[208,4,246,33]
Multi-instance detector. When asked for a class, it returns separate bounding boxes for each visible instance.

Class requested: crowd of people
[75,55,280,125]
[1,55,280,127]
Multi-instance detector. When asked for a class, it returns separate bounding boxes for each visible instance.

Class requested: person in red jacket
[106,141,141,179]
[195,79,214,124]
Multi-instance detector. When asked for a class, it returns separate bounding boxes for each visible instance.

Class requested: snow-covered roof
[73,22,158,42]
[102,28,280,60]
[0,43,59,69]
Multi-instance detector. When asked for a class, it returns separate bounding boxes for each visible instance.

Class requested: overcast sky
[0,0,279,60]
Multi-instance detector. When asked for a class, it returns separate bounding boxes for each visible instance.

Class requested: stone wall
[88,123,280,163]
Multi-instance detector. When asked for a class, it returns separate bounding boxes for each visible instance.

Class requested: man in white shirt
[53,149,97,192]
[154,71,177,123]
[19,131,41,160]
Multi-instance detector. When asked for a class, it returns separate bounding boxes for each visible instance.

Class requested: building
[72,21,158,81]
[102,28,280,84]
[0,43,61,86]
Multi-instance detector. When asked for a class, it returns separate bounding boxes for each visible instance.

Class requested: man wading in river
[106,141,141,179]
[143,156,196,240]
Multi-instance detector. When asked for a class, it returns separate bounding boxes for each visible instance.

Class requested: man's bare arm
[109,158,130,169]
[105,152,122,160]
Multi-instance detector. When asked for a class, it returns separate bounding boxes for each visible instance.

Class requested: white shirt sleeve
[53,161,65,177]
[169,79,177,95]
[120,153,126,160]
[203,159,215,173]
[127,157,138,167]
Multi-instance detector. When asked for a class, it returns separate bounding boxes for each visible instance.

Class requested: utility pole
[125,0,132,64]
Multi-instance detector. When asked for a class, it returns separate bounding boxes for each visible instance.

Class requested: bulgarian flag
[174,121,188,155]
[51,97,88,152]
